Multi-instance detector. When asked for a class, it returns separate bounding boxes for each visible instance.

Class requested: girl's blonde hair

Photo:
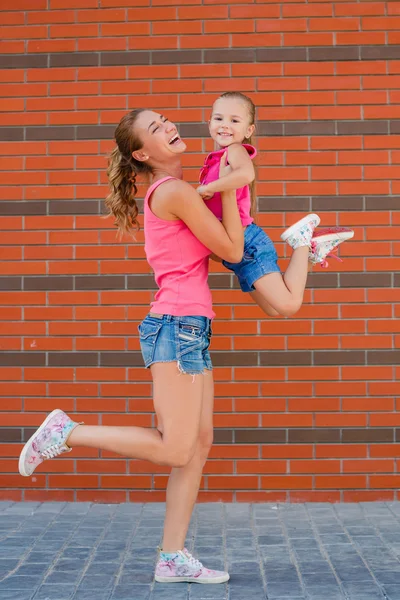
[105,108,152,237]
[218,92,257,218]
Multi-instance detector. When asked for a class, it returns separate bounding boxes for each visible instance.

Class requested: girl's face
[209,97,255,148]
[132,110,186,164]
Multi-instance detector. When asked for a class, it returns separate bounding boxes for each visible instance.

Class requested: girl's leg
[62,363,205,468]
[161,369,214,552]
[250,246,309,318]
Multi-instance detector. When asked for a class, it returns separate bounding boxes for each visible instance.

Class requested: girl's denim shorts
[223,223,281,293]
[138,313,212,375]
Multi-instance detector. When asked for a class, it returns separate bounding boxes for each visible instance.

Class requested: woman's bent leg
[20,362,205,477]
[68,362,204,466]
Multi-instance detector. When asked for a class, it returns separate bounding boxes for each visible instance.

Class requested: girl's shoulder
[205,143,257,164]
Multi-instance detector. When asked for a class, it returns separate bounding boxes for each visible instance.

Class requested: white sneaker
[155,548,230,584]
[281,214,320,250]
[19,409,81,477]
[310,226,354,268]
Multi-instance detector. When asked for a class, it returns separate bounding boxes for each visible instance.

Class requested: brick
[102,23,149,37]
[285,33,334,46]
[50,24,99,38]
[257,18,307,33]
[28,10,75,24]
[0,25,47,39]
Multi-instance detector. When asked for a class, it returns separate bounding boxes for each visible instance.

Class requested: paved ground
[2,502,400,600]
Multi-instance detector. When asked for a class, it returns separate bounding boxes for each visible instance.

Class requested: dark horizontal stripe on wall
[75,275,126,290]
[367,350,400,365]
[50,201,102,215]
[0,273,390,293]
[24,277,74,291]
[314,351,366,365]
[259,351,312,366]
[259,196,400,213]
[289,429,341,444]
[0,197,397,218]
[127,275,157,290]
[3,46,397,70]
[235,429,287,444]
[366,196,400,210]
[100,353,143,367]
[2,121,398,142]
[48,353,98,367]
[306,273,338,289]
[0,54,48,69]
[215,428,396,445]
[25,127,75,141]
[0,427,395,445]
[258,197,311,213]
[209,273,233,289]
[343,429,394,443]
[0,201,102,216]
[361,46,400,60]
[2,348,388,367]
[0,128,23,141]
[0,277,22,290]
[0,353,45,366]
[340,273,392,288]
[311,196,364,212]
[0,429,23,443]
[212,352,259,367]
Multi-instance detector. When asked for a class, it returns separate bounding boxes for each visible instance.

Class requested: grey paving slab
[384,585,400,600]
[4,502,400,599]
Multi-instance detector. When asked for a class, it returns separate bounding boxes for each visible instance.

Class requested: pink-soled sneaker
[310,226,354,268]
[155,547,229,584]
[19,409,81,477]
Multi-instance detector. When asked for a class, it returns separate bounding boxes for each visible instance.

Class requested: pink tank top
[143,176,215,319]
[199,143,256,227]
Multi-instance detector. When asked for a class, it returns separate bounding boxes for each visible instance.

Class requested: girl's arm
[198,143,255,197]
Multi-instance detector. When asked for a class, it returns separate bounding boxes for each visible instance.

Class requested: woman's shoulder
[150,176,189,197]
[150,177,195,215]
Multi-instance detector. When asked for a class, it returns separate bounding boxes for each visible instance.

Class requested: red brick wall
[0,0,399,503]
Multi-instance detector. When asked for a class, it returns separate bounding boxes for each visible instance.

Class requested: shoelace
[182,550,203,570]
[41,444,64,459]
[310,242,343,269]
[320,249,343,269]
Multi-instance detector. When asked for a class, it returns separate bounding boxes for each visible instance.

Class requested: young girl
[197,91,354,317]
[18,109,244,585]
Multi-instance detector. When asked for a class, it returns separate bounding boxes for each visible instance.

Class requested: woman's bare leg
[161,370,214,552]
[68,362,204,468]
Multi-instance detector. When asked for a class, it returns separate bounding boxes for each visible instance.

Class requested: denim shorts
[138,313,213,375]
[223,223,281,293]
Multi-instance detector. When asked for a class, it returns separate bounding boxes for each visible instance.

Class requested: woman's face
[132,111,186,164]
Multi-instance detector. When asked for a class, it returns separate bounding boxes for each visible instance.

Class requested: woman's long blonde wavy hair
[218,91,257,218]
[105,108,152,237]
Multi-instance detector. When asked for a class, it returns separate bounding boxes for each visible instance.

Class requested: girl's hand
[196,185,214,200]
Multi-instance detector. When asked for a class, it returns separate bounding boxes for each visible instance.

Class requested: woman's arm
[167,184,243,263]
[197,143,255,197]
[158,156,244,263]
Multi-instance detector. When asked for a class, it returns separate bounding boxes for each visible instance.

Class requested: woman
[18,108,244,585]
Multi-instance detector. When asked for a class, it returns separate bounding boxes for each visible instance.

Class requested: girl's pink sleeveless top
[199,143,257,227]
[143,176,215,319]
